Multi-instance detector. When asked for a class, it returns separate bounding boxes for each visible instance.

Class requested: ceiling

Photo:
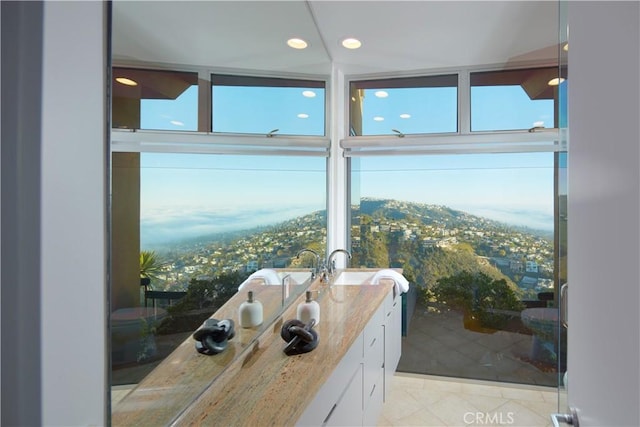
[111,1,560,76]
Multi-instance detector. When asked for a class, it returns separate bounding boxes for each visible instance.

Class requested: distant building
[525,261,539,273]
[510,260,524,273]
[519,276,538,289]
[492,258,511,268]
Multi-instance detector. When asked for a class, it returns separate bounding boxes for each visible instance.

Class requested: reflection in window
[211,74,326,136]
[111,152,327,386]
[112,67,199,131]
[140,153,327,286]
[470,67,558,131]
[349,74,458,136]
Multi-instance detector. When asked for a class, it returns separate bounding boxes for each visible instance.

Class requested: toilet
[111,307,167,365]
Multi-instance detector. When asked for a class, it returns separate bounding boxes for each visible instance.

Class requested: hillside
[148,198,553,300]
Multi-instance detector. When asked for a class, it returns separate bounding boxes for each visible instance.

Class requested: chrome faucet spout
[327,249,352,275]
[295,248,321,278]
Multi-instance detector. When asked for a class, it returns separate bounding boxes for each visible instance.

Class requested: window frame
[111,65,331,157]
[342,63,563,157]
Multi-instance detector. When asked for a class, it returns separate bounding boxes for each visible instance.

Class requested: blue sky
[139,81,560,246]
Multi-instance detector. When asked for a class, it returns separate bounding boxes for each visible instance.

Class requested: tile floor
[379,373,559,427]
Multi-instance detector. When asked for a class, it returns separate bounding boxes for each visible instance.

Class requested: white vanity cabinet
[297,289,401,427]
[384,291,402,400]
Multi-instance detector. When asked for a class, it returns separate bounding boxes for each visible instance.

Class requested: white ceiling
[111,1,560,76]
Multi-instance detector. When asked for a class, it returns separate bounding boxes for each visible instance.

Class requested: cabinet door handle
[369,383,376,397]
[369,337,376,347]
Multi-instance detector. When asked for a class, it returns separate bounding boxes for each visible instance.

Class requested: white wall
[567,2,640,426]
[40,2,107,425]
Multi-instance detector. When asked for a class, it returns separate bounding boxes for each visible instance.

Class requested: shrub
[430,271,524,329]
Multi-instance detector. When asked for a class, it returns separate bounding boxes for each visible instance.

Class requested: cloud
[141,204,319,246]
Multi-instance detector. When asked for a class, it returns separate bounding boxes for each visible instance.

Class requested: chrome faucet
[295,248,321,279]
[327,249,352,275]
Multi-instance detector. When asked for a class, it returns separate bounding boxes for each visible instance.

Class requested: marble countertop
[112,280,293,426]
[173,283,391,426]
[112,272,392,427]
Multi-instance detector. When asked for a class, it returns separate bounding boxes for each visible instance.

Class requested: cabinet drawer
[363,303,384,350]
[363,309,384,403]
[324,364,363,427]
[363,367,384,427]
[363,322,383,371]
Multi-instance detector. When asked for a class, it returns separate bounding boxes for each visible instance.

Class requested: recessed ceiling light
[351,96,356,102]
[373,116,384,122]
[287,38,308,49]
[375,91,389,98]
[400,114,411,119]
[563,43,569,51]
[116,77,137,86]
[297,113,309,119]
[302,90,316,98]
[341,38,362,49]
[548,77,566,86]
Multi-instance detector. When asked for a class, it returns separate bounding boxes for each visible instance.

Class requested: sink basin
[278,270,312,285]
[330,270,377,285]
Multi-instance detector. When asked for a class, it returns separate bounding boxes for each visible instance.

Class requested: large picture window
[350,152,561,386]
[347,65,565,387]
[139,153,327,278]
[111,70,329,391]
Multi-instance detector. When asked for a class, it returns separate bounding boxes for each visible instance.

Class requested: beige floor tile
[494,400,551,427]
[459,393,510,413]
[381,374,558,427]
[409,387,452,407]
[382,388,425,422]
[426,392,482,426]
[391,407,448,427]
[461,382,505,398]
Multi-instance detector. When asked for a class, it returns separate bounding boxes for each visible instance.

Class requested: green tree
[140,250,165,284]
[430,271,524,330]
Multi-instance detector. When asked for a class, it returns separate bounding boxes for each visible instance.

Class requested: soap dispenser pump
[239,291,263,328]
[297,290,320,325]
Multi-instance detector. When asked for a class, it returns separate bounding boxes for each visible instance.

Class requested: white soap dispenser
[239,291,263,328]
[297,290,320,325]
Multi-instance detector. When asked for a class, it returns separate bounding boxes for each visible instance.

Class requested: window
[111,70,329,392]
[349,74,458,136]
[470,67,558,132]
[112,68,199,130]
[211,74,326,136]
[350,152,560,386]
[139,153,327,275]
[346,65,565,387]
